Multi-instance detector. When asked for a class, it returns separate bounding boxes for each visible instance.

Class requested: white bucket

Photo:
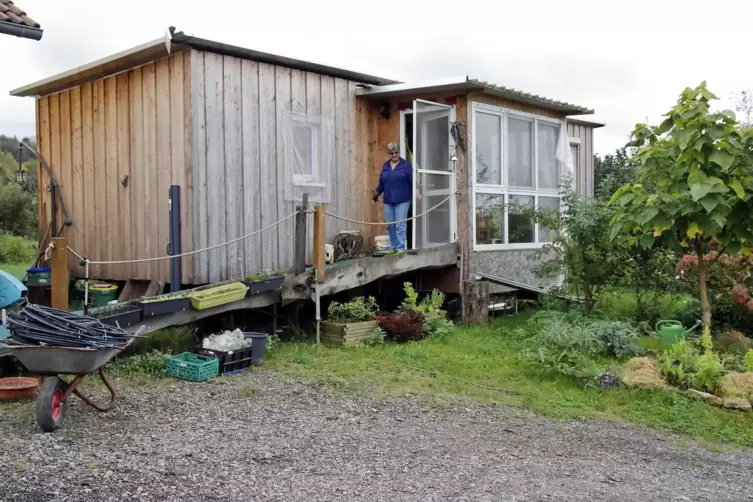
[374,235,391,251]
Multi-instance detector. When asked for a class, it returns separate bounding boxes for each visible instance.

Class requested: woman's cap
[387,142,399,153]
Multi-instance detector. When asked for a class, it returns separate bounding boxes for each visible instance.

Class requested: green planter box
[190,282,249,310]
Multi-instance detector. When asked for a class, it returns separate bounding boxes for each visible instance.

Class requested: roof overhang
[0,19,42,40]
[11,28,398,98]
[567,117,606,128]
[170,31,397,86]
[356,76,594,116]
[10,38,187,97]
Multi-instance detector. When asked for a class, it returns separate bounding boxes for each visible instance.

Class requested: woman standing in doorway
[373,142,413,253]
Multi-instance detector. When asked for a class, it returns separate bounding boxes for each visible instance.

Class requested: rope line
[326,193,456,226]
[66,211,303,266]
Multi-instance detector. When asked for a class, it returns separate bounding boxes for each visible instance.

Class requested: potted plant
[321,296,380,347]
[400,282,447,319]
[136,291,192,317]
[242,270,285,296]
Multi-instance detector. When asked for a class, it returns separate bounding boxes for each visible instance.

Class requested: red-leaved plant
[377,310,426,342]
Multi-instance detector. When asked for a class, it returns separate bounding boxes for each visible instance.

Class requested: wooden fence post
[313,204,326,281]
[51,236,69,311]
[462,280,489,325]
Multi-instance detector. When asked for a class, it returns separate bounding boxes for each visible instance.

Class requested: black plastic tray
[91,304,142,328]
[136,295,192,317]
[195,332,269,375]
[242,276,284,296]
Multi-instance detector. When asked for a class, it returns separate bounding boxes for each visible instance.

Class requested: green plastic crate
[165,352,219,382]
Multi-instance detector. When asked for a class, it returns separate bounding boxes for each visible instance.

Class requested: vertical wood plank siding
[566,122,595,198]
[34,52,194,284]
[189,50,373,283]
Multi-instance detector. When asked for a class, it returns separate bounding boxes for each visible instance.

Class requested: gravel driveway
[1,370,752,502]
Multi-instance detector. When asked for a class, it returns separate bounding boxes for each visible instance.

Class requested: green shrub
[744,350,753,372]
[424,317,454,341]
[591,321,644,359]
[327,296,379,323]
[400,283,445,314]
[658,340,700,388]
[123,328,197,357]
[694,351,725,394]
[363,327,387,346]
[0,234,36,264]
[108,350,167,378]
[0,182,37,239]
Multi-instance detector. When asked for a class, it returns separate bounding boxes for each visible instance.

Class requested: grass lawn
[0,263,27,280]
[267,312,753,447]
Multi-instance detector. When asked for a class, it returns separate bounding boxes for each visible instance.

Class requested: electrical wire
[7,304,131,349]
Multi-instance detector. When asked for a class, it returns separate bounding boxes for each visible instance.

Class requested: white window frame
[291,119,324,187]
[471,102,564,251]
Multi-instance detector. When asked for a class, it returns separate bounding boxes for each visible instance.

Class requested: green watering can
[655,320,699,346]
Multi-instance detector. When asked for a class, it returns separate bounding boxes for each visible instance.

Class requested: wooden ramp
[283,242,460,303]
[120,242,458,335]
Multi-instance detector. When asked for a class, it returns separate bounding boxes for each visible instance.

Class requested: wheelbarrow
[2,338,134,432]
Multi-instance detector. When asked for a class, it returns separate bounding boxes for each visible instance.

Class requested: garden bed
[242,271,285,296]
[320,320,380,347]
[137,292,192,317]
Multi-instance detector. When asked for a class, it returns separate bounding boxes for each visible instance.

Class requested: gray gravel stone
[0,370,752,501]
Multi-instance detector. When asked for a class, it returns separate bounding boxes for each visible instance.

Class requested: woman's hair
[387,142,399,153]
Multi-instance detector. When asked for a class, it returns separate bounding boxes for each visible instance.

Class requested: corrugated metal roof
[467,78,593,115]
[356,76,593,115]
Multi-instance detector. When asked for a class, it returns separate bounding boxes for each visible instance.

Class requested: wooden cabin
[11,30,601,294]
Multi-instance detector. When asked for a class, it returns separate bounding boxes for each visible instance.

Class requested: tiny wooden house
[12,30,600,292]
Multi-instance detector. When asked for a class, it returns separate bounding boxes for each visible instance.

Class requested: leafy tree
[594,147,637,200]
[534,182,624,314]
[610,82,753,334]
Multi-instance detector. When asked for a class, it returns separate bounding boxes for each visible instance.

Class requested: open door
[412,100,456,249]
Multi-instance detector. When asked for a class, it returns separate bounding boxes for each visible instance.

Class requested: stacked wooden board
[320,320,379,347]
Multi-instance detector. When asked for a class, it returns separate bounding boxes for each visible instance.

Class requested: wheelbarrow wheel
[36,377,69,433]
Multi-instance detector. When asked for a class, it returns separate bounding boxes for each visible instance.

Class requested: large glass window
[475,112,501,185]
[508,118,534,188]
[472,103,565,249]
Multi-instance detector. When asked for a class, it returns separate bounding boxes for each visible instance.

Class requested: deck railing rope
[65,210,306,266]
[324,192,457,226]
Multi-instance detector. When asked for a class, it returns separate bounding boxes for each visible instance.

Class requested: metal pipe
[314,269,321,345]
[20,141,72,227]
[84,260,90,315]
[168,185,182,292]
[50,185,57,238]
[0,20,43,41]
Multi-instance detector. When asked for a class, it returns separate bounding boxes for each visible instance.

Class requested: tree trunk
[584,285,594,314]
[696,246,712,332]
[462,280,489,325]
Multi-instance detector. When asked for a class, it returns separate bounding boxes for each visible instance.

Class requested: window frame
[291,119,324,188]
[471,101,564,251]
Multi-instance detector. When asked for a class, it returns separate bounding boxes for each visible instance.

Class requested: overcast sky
[1,0,751,155]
